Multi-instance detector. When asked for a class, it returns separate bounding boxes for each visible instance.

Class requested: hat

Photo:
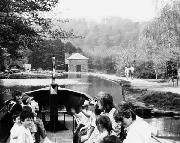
[26,97,34,103]
[22,95,30,104]
[82,100,90,107]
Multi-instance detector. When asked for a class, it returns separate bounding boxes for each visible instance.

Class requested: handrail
[0,99,13,115]
[151,135,163,143]
[0,105,7,113]
[0,100,10,112]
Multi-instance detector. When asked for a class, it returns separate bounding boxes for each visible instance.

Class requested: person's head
[22,105,33,112]
[12,111,21,124]
[96,115,112,134]
[23,105,38,117]
[115,102,137,127]
[94,104,102,115]
[103,135,122,143]
[118,101,136,112]
[115,108,136,128]
[20,110,34,128]
[98,92,114,113]
[113,109,123,127]
[87,100,94,111]
[12,90,22,102]
[82,100,90,110]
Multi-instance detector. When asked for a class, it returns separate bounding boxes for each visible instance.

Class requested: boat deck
[46,114,74,143]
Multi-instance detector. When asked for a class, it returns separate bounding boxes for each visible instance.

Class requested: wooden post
[49,83,58,131]
[52,56,56,84]
[177,56,179,86]
[49,56,59,131]
[120,82,126,101]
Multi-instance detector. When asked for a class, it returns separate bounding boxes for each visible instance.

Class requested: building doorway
[76,65,81,72]
[65,64,68,72]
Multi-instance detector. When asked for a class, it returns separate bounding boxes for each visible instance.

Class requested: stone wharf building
[66,53,89,72]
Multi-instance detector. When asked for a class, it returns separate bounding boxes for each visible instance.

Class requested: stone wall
[68,59,88,72]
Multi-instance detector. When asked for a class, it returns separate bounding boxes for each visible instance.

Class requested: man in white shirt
[118,109,157,143]
[114,102,157,143]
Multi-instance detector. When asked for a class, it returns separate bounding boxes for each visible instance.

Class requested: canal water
[0,73,180,140]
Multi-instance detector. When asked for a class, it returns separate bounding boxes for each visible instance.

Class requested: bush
[140,91,180,111]
[135,61,156,79]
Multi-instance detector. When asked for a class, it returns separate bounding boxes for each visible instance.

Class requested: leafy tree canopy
[0,0,58,70]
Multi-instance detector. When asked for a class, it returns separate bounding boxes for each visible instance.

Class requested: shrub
[140,91,180,111]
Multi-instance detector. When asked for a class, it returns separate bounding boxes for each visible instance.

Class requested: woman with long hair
[95,115,112,143]
[97,92,120,136]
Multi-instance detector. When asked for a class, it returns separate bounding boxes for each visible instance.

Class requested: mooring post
[119,82,126,101]
[49,56,58,131]
[52,56,56,84]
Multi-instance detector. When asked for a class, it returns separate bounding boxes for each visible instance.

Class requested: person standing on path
[129,66,134,80]
[124,67,129,80]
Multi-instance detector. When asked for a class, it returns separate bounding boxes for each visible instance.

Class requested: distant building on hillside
[66,53,88,72]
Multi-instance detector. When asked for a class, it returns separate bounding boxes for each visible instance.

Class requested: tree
[141,0,180,79]
[29,39,65,70]
[0,0,59,71]
[64,42,77,54]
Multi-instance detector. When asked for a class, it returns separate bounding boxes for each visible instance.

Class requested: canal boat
[0,85,91,143]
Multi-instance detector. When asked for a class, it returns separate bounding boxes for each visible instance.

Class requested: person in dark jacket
[2,90,23,132]
[8,90,23,114]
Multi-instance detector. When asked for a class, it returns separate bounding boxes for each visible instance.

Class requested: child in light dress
[16,110,35,143]
[10,111,22,143]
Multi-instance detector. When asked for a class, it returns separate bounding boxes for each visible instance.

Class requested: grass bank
[124,86,180,112]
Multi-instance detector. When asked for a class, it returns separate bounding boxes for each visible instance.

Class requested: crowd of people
[72,91,158,143]
[5,90,53,143]
[5,90,158,143]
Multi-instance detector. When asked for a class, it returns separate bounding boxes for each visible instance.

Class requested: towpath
[86,72,180,95]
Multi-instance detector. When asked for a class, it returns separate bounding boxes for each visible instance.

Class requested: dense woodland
[0,0,180,79]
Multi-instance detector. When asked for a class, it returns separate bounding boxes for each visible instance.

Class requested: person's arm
[81,109,91,118]
[34,101,39,111]
[10,126,18,139]
[81,126,95,143]
[17,132,27,143]
[35,118,47,139]
[87,126,95,139]
[80,124,88,131]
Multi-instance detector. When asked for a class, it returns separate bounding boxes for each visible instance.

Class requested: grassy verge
[124,86,180,111]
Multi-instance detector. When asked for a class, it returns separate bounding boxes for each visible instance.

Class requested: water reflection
[146,117,180,137]
[0,73,180,139]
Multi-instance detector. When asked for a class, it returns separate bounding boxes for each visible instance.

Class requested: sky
[44,0,169,22]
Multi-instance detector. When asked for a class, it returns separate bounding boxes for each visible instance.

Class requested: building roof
[67,53,88,60]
